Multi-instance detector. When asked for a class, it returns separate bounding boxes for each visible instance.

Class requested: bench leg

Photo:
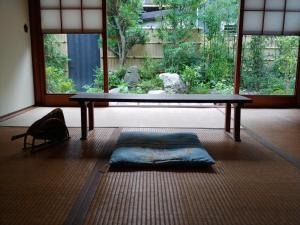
[88,101,94,131]
[80,101,88,140]
[234,103,242,142]
[225,103,231,132]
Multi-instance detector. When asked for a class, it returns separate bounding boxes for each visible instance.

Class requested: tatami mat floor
[0,106,233,128]
[1,107,300,225]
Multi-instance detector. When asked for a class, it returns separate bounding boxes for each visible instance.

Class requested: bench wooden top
[69,93,252,104]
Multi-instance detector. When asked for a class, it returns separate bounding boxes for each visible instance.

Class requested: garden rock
[159,73,187,94]
[124,66,140,88]
[148,90,166,95]
[109,88,121,94]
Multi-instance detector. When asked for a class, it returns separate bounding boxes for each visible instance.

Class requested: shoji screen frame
[28,0,108,106]
[40,0,104,33]
[29,0,300,107]
[234,0,300,107]
[243,0,300,35]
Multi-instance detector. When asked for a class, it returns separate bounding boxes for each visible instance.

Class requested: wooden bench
[69,93,252,141]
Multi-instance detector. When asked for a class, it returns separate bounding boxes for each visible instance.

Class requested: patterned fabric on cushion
[109,132,215,167]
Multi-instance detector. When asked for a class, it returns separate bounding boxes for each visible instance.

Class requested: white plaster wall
[0,0,34,117]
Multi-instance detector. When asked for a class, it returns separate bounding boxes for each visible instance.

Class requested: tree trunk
[114,17,126,66]
[285,73,290,93]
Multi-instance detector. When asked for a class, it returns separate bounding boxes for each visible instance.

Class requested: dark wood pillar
[234,0,245,94]
[80,101,88,140]
[233,103,242,142]
[295,39,300,107]
[88,101,94,131]
[225,103,231,132]
[102,0,109,93]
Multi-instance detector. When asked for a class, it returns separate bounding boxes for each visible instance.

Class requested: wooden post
[88,101,94,131]
[102,0,109,93]
[225,103,231,132]
[295,39,300,107]
[234,103,242,142]
[234,0,245,94]
[80,101,88,140]
[28,0,46,105]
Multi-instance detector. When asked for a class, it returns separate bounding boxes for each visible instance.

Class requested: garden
[44,0,299,96]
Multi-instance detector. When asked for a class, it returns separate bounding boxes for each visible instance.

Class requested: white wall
[0,0,35,117]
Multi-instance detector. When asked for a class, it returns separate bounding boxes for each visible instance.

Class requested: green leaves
[107,0,147,65]
[156,0,204,44]
[181,66,201,91]
[241,36,299,95]
[44,34,76,93]
[46,66,76,94]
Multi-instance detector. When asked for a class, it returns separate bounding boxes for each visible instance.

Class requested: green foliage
[200,0,238,39]
[82,68,104,93]
[44,35,68,69]
[136,77,164,94]
[197,0,238,93]
[162,42,201,73]
[44,35,76,93]
[139,58,163,80]
[241,35,299,95]
[213,80,234,94]
[200,35,234,87]
[273,37,298,93]
[83,67,127,93]
[155,0,204,74]
[109,67,126,88]
[135,58,164,94]
[189,84,211,94]
[107,0,148,65]
[155,0,204,44]
[46,67,76,93]
[241,36,266,93]
[181,66,201,91]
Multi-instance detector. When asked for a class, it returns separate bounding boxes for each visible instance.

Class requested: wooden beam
[28,0,46,105]
[102,0,109,93]
[225,103,231,132]
[261,0,266,35]
[295,39,300,107]
[234,0,245,94]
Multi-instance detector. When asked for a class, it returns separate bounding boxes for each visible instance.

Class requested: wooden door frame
[28,0,109,107]
[234,0,300,108]
[29,0,300,107]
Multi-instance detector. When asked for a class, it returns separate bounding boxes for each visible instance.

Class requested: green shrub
[189,83,211,94]
[162,42,200,73]
[139,58,162,80]
[181,66,201,91]
[213,80,234,94]
[44,34,76,93]
[83,67,127,93]
[109,67,126,88]
[83,67,103,93]
[136,77,164,94]
[46,66,76,93]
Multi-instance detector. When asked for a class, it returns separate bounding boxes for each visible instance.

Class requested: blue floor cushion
[109,132,215,167]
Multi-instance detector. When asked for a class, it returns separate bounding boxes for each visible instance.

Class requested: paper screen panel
[61,0,81,8]
[41,10,61,32]
[243,11,264,34]
[244,0,264,10]
[284,12,300,34]
[62,10,82,31]
[265,0,285,10]
[83,10,102,31]
[83,0,102,8]
[40,0,60,8]
[264,12,284,34]
[286,0,300,11]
